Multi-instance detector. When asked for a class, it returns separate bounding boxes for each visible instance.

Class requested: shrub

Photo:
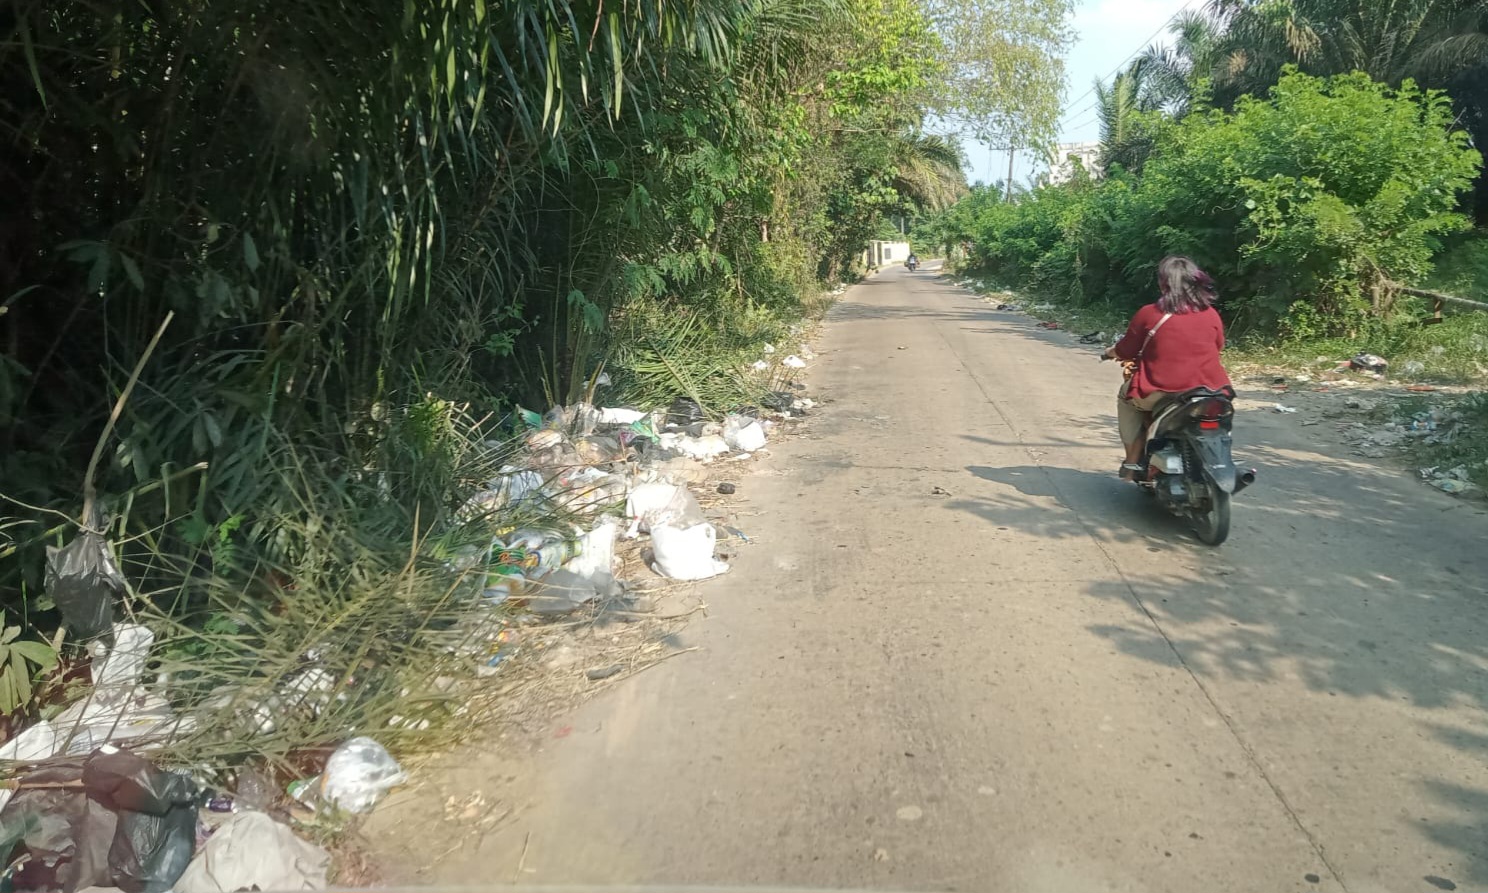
[938,70,1481,336]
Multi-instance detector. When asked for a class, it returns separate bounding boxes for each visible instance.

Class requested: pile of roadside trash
[0,349,817,891]
[1333,398,1484,498]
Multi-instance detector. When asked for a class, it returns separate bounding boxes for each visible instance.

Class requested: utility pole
[1005,146,1016,203]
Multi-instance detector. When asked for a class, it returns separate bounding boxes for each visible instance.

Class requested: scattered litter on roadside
[1272,404,1298,413]
[931,486,953,497]
[0,623,190,762]
[651,523,729,580]
[0,327,817,876]
[667,396,706,427]
[585,665,624,681]
[723,414,767,452]
[307,736,405,814]
[1333,353,1388,379]
[1078,331,1104,344]
[1036,320,1060,330]
[597,406,645,425]
[627,483,706,535]
[666,432,731,461]
[175,811,329,893]
[1431,477,1480,495]
[0,747,199,893]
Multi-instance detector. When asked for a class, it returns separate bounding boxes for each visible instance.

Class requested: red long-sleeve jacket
[1114,303,1231,399]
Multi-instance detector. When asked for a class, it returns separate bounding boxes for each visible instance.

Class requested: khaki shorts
[1117,383,1176,447]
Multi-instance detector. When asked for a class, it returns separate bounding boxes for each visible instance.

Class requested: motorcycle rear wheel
[1191,486,1231,546]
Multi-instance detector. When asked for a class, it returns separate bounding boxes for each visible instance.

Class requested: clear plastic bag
[315,736,405,814]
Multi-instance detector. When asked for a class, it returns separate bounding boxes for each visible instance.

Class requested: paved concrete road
[412,268,1488,893]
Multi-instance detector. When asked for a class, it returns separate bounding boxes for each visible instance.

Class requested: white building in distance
[1047,141,1103,186]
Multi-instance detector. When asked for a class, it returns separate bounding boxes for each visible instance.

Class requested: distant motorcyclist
[906,253,919,271]
[1102,255,1231,480]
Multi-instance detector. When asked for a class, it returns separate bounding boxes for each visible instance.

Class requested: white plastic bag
[175,811,330,892]
[0,622,189,761]
[651,523,730,580]
[91,623,154,690]
[598,407,644,425]
[722,415,767,452]
[564,518,618,582]
[782,355,807,369]
[316,736,405,813]
[626,483,705,531]
[674,434,730,461]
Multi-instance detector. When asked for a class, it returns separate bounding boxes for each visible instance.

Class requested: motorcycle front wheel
[1191,485,1231,546]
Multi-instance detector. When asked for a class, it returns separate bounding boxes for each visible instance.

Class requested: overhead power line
[1056,0,1200,127]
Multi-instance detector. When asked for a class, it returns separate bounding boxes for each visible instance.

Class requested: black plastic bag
[84,750,199,893]
[761,391,795,412]
[666,396,705,427]
[0,757,115,893]
[1,748,197,893]
[45,530,126,641]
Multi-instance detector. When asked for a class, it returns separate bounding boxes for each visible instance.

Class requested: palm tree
[1095,67,1161,174]
[890,132,970,211]
[1206,0,1488,89]
[1135,9,1230,116]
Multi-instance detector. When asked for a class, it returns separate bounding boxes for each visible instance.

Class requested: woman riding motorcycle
[1102,255,1231,480]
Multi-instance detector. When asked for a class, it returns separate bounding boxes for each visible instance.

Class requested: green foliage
[1094,69,1165,175]
[1427,231,1488,298]
[1210,0,1488,90]
[0,626,58,715]
[0,0,1062,773]
[931,70,1479,337]
[925,0,1076,146]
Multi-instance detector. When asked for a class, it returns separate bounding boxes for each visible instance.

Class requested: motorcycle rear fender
[1189,431,1237,494]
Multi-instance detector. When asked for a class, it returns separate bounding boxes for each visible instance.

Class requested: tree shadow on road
[956,463,1195,548]
[1066,437,1488,887]
[951,445,1488,886]
[924,281,1488,885]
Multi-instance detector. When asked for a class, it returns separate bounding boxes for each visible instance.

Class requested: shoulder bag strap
[1136,312,1174,361]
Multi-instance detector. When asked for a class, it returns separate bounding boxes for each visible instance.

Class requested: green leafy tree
[944,70,1480,334]
[922,0,1077,148]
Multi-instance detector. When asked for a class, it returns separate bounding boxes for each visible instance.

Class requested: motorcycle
[906,258,918,271]
[1124,384,1256,546]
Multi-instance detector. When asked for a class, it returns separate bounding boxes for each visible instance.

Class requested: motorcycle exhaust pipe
[1233,469,1257,495]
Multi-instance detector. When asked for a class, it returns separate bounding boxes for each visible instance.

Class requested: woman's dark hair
[1157,255,1217,314]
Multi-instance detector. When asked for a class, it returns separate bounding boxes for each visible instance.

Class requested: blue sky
[962,0,1193,187]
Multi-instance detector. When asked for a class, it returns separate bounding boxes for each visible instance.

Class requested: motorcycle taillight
[1190,397,1231,420]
